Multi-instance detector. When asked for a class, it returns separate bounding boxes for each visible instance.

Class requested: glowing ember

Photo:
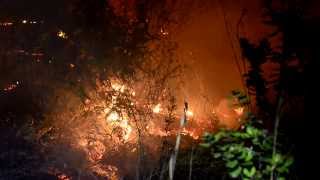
[160,28,169,36]
[106,111,133,141]
[111,82,125,92]
[147,122,169,137]
[234,107,244,116]
[57,30,67,39]
[69,63,75,68]
[104,107,111,114]
[107,111,120,122]
[118,119,132,141]
[88,141,106,161]
[153,103,162,114]
[91,164,119,180]
[57,174,70,180]
[182,128,199,139]
[186,110,193,117]
[0,22,13,26]
[131,91,136,96]
[3,81,19,92]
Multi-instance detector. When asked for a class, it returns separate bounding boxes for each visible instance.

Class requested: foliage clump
[200,91,293,180]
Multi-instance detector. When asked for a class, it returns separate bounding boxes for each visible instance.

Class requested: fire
[3,81,19,92]
[234,107,244,116]
[91,164,119,180]
[107,111,120,122]
[160,28,169,36]
[117,118,132,141]
[106,111,133,141]
[88,141,106,161]
[147,121,169,137]
[47,75,243,179]
[0,22,13,26]
[69,63,75,68]
[110,81,126,95]
[186,110,193,117]
[57,30,67,39]
[111,82,125,92]
[57,174,70,180]
[182,128,199,140]
[153,103,162,114]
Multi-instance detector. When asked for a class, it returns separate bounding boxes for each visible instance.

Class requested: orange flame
[152,103,162,114]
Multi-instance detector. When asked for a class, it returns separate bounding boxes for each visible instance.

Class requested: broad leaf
[229,166,242,178]
[226,160,239,168]
[243,167,256,177]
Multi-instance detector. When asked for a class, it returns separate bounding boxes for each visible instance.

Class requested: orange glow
[107,111,120,122]
[234,107,244,116]
[182,128,199,140]
[111,80,126,92]
[106,111,133,141]
[119,119,133,141]
[48,74,244,179]
[57,30,67,39]
[3,81,19,92]
[153,103,162,114]
[0,22,13,26]
[57,174,70,180]
[69,63,75,68]
[186,110,194,117]
[91,164,119,180]
[160,28,169,36]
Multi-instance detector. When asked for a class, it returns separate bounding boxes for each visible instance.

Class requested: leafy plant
[200,91,293,179]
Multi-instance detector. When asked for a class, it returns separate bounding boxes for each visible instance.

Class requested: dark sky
[0,0,66,20]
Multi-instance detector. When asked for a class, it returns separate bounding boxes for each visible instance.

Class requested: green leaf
[276,166,289,173]
[220,145,228,151]
[266,165,273,172]
[232,132,242,138]
[283,156,294,168]
[243,167,256,177]
[229,166,242,178]
[244,150,254,162]
[214,153,222,158]
[272,153,282,164]
[239,150,247,160]
[241,133,250,139]
[224,151,235,159]
[203,132,211,140]
[246,126,254,136]
[226,160,239,168]
[262,141,272,150]
[214,131,226,142]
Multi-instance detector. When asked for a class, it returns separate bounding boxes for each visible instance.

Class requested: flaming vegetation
[0,0,304,179]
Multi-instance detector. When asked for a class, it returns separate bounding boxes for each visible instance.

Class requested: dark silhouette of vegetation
[238,0,318,179]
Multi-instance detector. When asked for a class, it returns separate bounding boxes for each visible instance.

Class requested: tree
[238,0,319,178]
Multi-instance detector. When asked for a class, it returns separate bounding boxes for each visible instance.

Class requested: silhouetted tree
[239,0,319,178]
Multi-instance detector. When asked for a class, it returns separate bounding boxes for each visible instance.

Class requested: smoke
[10,1,271,179]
